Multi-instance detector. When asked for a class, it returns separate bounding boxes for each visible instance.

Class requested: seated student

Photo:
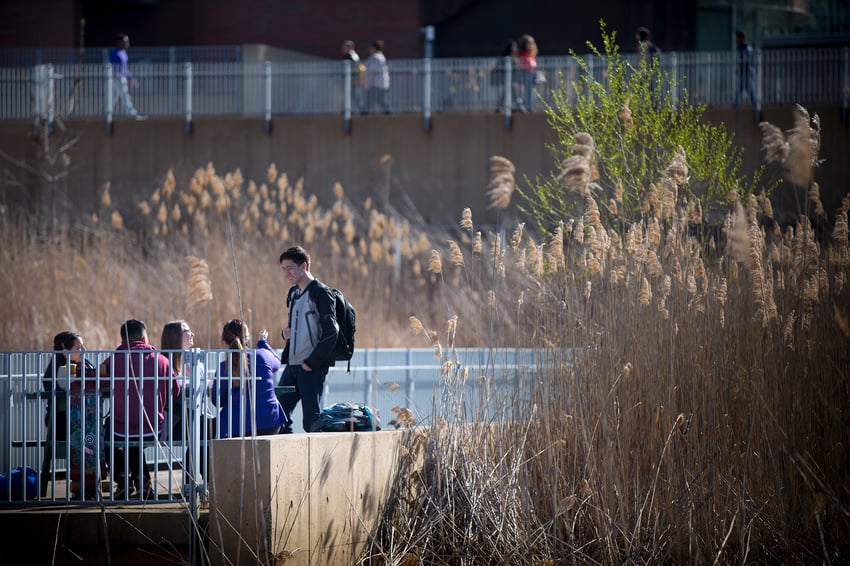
[101,319,179,500]
[212,319,288,438]
[42,331,100,499]
[42,331,94,441]
[160,320,214,484]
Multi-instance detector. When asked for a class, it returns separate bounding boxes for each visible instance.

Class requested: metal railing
[2,47,848,128]
[0,346,549,507]
[0,46,243,67]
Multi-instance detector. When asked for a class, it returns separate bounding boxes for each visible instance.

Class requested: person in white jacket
[364,39,391,114]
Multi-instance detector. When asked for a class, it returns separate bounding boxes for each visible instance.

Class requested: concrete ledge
[208,430,409,566]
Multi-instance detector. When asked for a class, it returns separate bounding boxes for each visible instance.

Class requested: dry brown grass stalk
[370,108,848,565]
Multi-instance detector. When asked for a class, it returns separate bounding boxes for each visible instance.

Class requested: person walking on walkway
[735,30,757,107]
[364,40,391,114]
[109,33,145,119]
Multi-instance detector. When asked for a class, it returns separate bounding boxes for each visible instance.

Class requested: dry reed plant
[366,108,849,564]
[0,160,529,351]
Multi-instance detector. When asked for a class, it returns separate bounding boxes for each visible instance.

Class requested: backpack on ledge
[315,402,380,432]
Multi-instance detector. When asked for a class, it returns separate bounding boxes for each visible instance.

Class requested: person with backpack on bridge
[278,246,341,433]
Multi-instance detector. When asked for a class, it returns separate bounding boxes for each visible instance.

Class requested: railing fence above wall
[3,48,847,126]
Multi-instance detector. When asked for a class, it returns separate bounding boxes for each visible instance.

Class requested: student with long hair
[213,319,287,438]
[160,320,213,485]
[42,331,100,498]
[42,331,94,440]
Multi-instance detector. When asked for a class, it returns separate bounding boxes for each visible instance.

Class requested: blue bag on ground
[0,466,38,500]
[317,402,380,432]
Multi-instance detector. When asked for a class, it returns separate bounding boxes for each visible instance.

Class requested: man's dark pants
[279,364,328,432]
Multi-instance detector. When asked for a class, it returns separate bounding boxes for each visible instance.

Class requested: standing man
[278,246,339,433]
[109,33,144,119]
[735,31,756,107]
[364,39,391,114]
[635,26,661,62]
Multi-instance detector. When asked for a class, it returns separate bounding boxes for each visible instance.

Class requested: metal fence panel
[2,48,847,122]
[1,346,558,506]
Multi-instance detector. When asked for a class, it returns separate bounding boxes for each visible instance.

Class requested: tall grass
[365,119,849,562]
[0,163,518,351]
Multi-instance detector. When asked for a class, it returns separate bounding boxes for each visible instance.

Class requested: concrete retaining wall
[208,430,408,565]
[1,108,847,226]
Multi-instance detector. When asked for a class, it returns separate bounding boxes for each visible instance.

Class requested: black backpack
[323,286,356,368]
[288,282,356,371]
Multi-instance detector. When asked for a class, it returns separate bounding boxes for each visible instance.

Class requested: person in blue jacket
[213,319,288,438]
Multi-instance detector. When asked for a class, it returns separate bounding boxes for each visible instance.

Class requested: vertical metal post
[343,59,352,133]
[33,65,44,132]
[670,52,678,110]
[185,349,201,566]
[105,62,113,134]
[264,60,272,134]
[504,55,512,129]
[45,64,55,127]
[405,348,415,404]
[842,46,849,123]
[755,48,762,122]
[184,62,193,135]
[423,24,435,131]
[423,57,432,131]
[168,47,176,115]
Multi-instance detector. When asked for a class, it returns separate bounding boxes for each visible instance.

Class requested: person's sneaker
[114,483,137,499]
[133,114,148,121]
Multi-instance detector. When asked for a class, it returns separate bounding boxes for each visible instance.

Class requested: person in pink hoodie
[516,34,539,111]
[101,318,180,499]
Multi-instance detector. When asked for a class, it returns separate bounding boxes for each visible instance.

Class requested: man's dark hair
[120,319,146,342]
[279,246,310,267]
[736,31,746,41]
[636,27,652,42]
[372,39,384,51]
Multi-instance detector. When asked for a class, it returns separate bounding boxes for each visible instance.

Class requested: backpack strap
[307,280,335,319]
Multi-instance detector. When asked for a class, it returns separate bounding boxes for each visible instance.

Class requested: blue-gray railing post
[423,57,432,131]
[504,55,512,129]
[343,59,352,133]
[755,48,763,122]
[105,62,114,134]
[264,60,272,134]
[184,61,193,135]
[670,51,678,110]
[842,46,849,123]
[168,47,176,115]
[405,348,415,404]
[423,24,434,131]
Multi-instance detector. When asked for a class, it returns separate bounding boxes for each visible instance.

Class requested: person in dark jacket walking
[735,31,757,106]
[277,246,338,432]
